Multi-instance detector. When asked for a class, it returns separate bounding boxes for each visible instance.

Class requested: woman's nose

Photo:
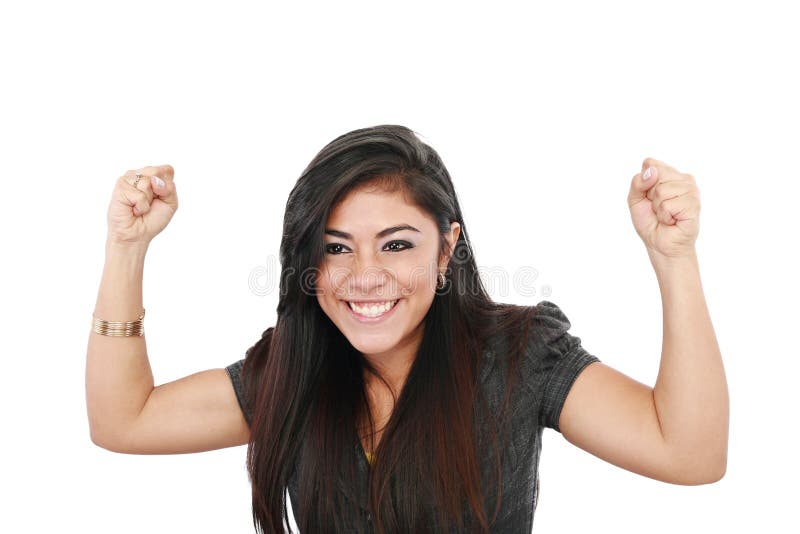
[347,254,395,295]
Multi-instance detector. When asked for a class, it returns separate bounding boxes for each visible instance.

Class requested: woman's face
[316,185,460,359]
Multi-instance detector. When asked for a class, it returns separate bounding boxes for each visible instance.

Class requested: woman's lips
[344,299,400,323]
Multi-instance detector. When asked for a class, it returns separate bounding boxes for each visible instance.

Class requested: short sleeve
[225,358,251,426]
[525,300,601,432]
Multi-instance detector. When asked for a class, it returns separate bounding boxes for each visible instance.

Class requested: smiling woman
[89,123,725,534]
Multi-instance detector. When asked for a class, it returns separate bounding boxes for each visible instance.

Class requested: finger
[149,173,172,199]
[121,164,177,214]
[627,166,659,209]
[642,157,678,173]
[642,157,692,184]
[133,164,174,181]
[127,188,150,216]
[150,169,178,207]
[646,181,696,214]
[117,174,151,214]
[657,195,699,225]
[134,164,176,204]
[630,156,696,209]
[126,165,173,191]
[123,169,156,206]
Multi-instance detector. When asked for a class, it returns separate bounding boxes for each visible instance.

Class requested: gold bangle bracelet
[92,308,146,337]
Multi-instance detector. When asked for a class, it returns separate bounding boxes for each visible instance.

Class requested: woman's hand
[106,164,179,246]
[627,157,701,260]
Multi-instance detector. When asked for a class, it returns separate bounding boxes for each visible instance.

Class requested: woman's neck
[361,323,422,396]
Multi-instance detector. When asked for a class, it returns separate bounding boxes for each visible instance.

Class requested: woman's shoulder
[479,299,592,384]
[476,299,601,431]
[486,299,580,350]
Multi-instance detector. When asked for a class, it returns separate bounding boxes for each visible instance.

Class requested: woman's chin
[348,337,398,357]
[349,324,407,350]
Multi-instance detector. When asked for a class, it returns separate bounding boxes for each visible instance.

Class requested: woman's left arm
[634,158,729,481]
[557,158,728,485]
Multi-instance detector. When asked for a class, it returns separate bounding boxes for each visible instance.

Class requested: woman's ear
[441,222,461,267]
[449,222,461,255]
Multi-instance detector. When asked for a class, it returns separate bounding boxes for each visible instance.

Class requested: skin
[315,183,459,449]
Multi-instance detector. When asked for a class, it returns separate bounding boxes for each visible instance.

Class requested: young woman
[87,124,728,533]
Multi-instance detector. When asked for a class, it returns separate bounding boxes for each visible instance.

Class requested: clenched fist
[628,157,700,260]
[106,164,179,246]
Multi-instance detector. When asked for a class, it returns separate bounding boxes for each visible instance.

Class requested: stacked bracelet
[92,308,146,337]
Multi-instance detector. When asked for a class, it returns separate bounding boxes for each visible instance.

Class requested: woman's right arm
[85,165,250,454]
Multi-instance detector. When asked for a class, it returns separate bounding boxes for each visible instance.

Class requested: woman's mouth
[344,299,400,323]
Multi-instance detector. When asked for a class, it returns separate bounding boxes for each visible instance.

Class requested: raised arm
[85,165,249,454]
[556,158,728,485]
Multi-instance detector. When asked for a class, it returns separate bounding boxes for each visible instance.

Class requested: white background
[1,0,797,532]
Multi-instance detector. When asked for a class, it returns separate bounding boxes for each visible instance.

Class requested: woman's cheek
[396,267,435,297]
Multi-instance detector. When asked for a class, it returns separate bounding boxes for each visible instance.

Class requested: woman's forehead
[327,189,431,231]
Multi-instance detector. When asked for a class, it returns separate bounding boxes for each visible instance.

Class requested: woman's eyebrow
[324,224,421,240]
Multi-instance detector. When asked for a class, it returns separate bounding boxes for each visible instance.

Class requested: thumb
[627,164,659,239]
[627,165,658,209]
[150,165,178,208]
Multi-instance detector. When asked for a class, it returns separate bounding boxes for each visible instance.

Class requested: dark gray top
[226,300,601,532]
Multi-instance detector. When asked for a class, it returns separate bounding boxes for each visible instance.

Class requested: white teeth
[348,300,398,317]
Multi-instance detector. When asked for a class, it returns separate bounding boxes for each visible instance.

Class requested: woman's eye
[325,243,347,255]
[385,240,412,252]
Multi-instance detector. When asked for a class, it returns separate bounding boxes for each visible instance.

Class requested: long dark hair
[240,125,536,533]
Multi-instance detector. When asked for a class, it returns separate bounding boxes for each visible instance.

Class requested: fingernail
[152,176,165,188]
[643,167,653,180]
